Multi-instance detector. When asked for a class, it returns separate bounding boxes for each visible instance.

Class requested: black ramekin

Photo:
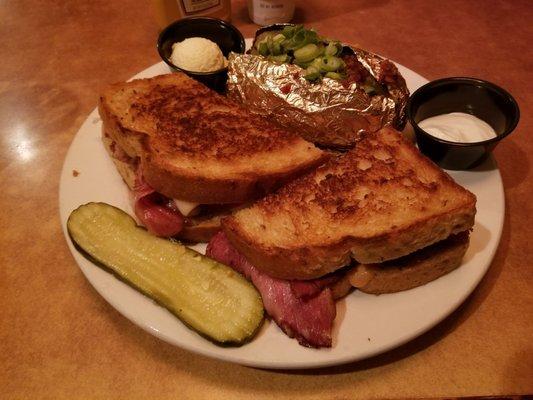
[407,77,519,170]
[157,17,245,93]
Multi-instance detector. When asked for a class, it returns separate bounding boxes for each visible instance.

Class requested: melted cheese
[173,198,200,217]
[347,265,375,288]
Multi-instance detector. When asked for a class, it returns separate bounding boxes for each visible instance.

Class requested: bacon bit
[72,170,80,177]
[342,54,370,86]
[280,84,292,94]
[379,60,398,84]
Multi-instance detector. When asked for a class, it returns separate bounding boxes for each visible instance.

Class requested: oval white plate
[59,53,503,369]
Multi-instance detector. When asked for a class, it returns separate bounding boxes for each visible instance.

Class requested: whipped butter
[418,112,497,143]
[170,37,227,73]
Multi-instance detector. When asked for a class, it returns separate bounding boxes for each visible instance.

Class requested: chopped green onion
[325,71,344,80]
[304,65,321,81]
[294,59,312,68]
[304,29,319,45]
[310,57,323,69]
[268,54,290,64]
[291,28,307,49]
[271,41,282,55]
[254,25,350,84]
[281,24,302,39]
[325,41,338,56]
[258,41,269,56]
[294,44,321,62]
[320,56,343,72]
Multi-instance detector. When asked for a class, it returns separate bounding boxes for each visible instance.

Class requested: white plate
[59,54,504,369]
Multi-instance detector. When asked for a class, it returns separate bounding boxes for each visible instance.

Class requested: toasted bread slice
[348,231,470,294]
[223,127,476,280]
[99,73,327,204]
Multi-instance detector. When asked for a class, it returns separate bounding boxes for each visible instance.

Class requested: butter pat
[170,37,227,73]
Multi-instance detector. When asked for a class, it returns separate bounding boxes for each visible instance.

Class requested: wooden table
[2,0,531,398]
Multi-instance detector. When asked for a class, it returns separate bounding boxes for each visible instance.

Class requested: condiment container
[153,0,231,28]
[157,17,245,93]
[247,0,295,25]
[407,77,519,170]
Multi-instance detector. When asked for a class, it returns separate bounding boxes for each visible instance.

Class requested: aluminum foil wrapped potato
[227,24,409,149]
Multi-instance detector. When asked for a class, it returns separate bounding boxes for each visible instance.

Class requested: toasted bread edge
[350,231,471,294]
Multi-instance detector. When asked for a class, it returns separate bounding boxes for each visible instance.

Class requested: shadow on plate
[462,222,490,265]
[331,296,348,346]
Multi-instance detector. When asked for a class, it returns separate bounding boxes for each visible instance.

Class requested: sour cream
[418,112,497,143]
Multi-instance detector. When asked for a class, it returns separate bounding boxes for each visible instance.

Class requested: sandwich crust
[102,131,221,241]
[223,127,476,280]
[98,73,327,204]
[348,231,470,294]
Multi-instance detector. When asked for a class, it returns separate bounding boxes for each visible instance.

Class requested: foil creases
[227,50,409,149]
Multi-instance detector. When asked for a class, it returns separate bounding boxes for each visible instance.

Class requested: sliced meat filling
[132,167,184,237]
[289,274,344,301]
[206,231,339,348]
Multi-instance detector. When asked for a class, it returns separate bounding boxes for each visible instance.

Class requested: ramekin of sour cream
[418,112,497,143]
[407,77,520,170]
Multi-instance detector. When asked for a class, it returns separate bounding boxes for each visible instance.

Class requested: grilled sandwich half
[223,127,476,286]
[99,73,327,242]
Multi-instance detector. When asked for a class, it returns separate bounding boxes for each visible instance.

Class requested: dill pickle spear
[67,202,264,346]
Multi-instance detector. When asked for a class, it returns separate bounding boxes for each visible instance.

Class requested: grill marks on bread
[98,72,326,206]
[259,130,450,226]
[128,81,298,159]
